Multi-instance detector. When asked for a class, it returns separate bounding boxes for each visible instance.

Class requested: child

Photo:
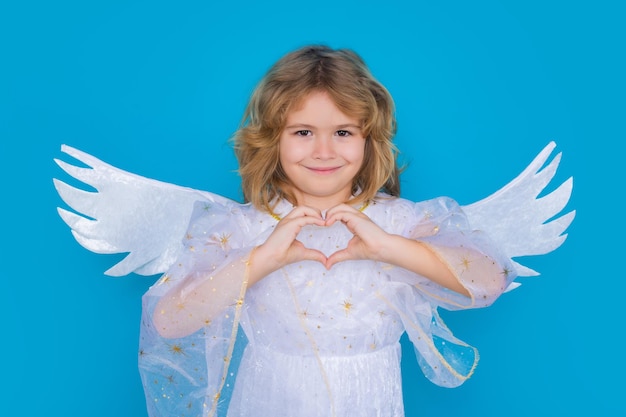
[54,45,574,417]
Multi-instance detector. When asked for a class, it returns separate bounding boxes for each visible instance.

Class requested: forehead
[286,91,358,123]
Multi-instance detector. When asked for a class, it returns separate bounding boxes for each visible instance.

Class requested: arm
[154,206,329,338]
[375,235,471,297]
[153,249,252,339]
[325,202,511,306]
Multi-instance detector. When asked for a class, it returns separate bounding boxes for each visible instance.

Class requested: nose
[312,136,335,159]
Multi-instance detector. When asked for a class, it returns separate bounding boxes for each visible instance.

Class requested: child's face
[279,91,365,210]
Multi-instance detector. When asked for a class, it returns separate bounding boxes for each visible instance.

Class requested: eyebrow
[284,123,362,129]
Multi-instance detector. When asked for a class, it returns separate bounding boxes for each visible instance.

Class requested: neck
[287,187,354,212]
[295,196,346,212]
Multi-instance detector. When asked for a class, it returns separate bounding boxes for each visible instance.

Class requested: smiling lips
[305,166,343,175]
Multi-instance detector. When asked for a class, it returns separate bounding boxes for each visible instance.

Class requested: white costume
[54,142,574,417]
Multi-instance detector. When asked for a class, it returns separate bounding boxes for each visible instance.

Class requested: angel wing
[53,145,235,277]
[461,141,575,284]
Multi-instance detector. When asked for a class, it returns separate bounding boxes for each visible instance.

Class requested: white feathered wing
[461,141,575,289]
[53,144,234,277]
[54,142,574,284]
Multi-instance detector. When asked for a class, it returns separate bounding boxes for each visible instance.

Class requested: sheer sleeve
[137,200,253,417]
[377,196,517,388]
[396,197,517,310]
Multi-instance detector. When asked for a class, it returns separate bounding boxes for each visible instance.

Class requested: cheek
[279,139,308,164]
[278,142,295,165]
[346,139,366,163]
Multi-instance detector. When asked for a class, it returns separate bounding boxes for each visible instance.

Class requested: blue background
[1,1,624,416]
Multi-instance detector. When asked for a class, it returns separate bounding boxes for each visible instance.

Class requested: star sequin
[342,300,353,315]
[169,344,185,355]
[212,232,232,248]
[460,256,472,271]
[157,274,171,286]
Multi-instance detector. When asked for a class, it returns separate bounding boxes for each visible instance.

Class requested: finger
[277,211,326,233]
[325,203,358,219]
[325,248,355,269]
[288,214,326,228]
[300,248,328,265]
[325,209,361,227]
[290,241,328,265]
[284,205,323,220]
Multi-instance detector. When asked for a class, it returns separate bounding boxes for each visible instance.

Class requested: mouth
[305,166,342,175]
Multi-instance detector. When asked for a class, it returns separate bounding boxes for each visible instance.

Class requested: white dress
[138,194,516,417]
[53,142,573,417]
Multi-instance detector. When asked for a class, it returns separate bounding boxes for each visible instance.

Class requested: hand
[324,204,393,269]
[250,206,328,283]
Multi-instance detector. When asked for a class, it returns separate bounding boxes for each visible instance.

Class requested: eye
[336,130,351,137]
[295,130,312,136]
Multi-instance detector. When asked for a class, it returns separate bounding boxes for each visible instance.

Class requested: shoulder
[187,197,260,238]
[189,197,246,224]
[368,193,463,233]
[370,193,460,215]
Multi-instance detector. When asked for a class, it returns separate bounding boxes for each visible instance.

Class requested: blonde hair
[232,45,401,212]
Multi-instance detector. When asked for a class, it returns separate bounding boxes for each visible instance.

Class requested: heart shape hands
[247,204,395,285]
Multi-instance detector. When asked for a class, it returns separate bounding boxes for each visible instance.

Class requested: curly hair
[232,45,401,212]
